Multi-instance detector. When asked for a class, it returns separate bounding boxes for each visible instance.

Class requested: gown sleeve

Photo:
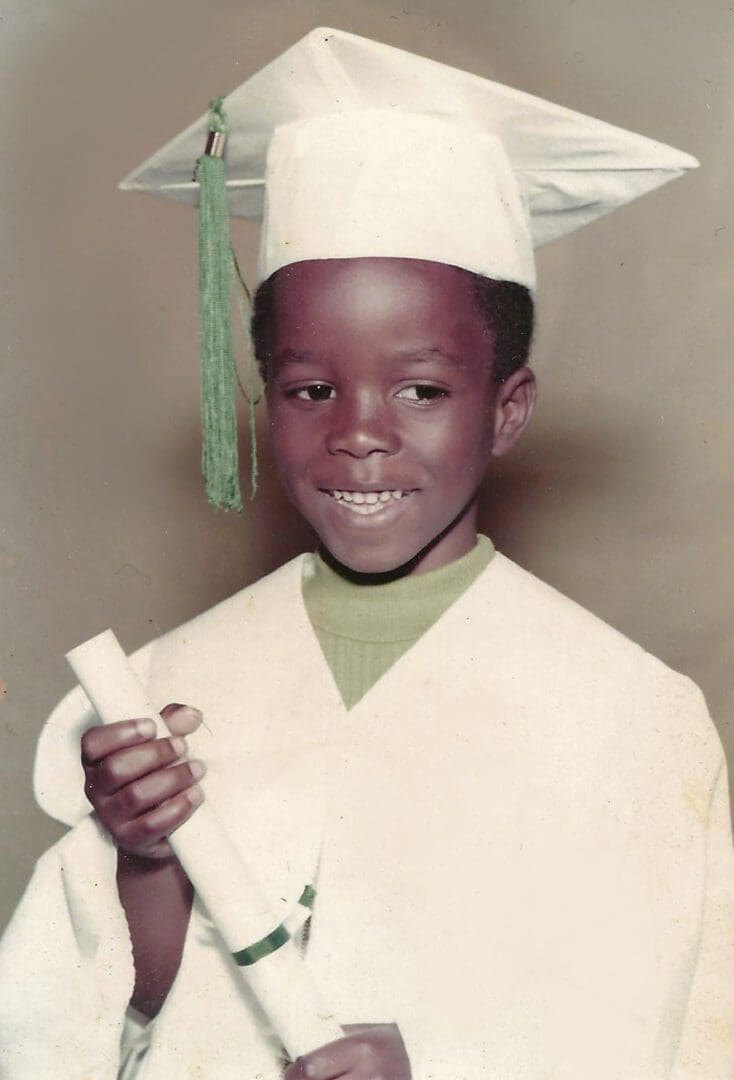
[671,754,734,1078]
[118,1007,155,1080]
[0,637,158,1078]
[0,816,134,1079]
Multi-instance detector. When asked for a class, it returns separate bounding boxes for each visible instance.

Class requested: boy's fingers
[288,1051,345,1079]
[160,703,204,736]
[287,1026,409,1080]
[86,736,188,796]
[81,706,202,767]
[289,1037,361,1080]
[81,718,156,766]
[115,759,206,819]
[117,786,205,853]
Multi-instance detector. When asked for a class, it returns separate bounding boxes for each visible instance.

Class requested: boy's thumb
[159,702,204,736]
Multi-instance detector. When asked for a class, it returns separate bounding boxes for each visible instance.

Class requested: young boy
[1,27,733,1080]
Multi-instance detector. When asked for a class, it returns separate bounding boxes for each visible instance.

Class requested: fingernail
[171,735,187,756]
[188,785,204,807]
[189,760,206,781]
[180,706,203,724]
[136,718,156,738]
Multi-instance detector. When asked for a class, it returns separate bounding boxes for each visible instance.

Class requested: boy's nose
[325,394,400,458]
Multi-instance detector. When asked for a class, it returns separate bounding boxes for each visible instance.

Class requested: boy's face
[265,258,533,575]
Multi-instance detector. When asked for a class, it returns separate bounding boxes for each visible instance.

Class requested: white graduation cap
[121,25,698,291]
[120,27,698,511]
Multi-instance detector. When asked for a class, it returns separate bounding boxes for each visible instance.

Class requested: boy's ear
[491,366,536,457]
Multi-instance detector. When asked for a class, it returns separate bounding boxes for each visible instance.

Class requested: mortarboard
[120,27,698,510]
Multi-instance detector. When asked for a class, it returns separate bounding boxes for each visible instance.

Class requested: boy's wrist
[116,847,194,1019]
[117,847,188,877]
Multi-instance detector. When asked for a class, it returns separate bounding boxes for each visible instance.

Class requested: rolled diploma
[66,628,342,1061]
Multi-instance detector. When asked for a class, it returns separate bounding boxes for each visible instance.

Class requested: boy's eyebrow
[272,348,319,366]
[272,346,469,367]
[395,347,469,367]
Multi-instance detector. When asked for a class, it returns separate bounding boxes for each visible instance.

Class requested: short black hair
[469,273,534,383]
[251,265,534,384]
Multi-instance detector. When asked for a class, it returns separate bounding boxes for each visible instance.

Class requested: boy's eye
[396,385,449,403]
[293,384,335,402]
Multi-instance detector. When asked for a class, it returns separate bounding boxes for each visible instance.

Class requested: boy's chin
[319,538,424,580]
[314,506,479,579]
[319,527,468,580]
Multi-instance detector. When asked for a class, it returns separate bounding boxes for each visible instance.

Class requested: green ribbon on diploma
[231,885,317,967]
[298,884,316,909]
[232,923,290,967]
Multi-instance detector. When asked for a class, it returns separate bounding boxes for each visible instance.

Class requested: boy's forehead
[271,258,478,314]
[269,258,490,360]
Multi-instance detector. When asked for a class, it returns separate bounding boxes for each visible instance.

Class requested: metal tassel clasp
[204,129,227,158]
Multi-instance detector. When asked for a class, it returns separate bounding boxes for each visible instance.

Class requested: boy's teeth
[329,489,408,512]
[332,489,405,498]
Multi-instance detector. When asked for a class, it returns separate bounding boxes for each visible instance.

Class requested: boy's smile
[265,258,534,576]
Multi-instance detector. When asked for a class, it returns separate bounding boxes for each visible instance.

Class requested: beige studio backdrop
[1,0,732,929]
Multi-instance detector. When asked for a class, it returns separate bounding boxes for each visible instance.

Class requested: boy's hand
[81,703,205,859]
[286,1023,411,1080]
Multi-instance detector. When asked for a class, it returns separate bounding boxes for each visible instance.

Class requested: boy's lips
[319,487,416,517]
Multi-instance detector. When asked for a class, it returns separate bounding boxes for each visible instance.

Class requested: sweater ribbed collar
[302,534,494,644]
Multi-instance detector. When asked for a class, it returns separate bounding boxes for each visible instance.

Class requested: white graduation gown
[1,552,733,1079]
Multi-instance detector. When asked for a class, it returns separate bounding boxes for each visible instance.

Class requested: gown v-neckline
[291,548,502,721]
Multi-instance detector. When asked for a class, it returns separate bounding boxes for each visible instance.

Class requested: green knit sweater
[302,535,494,709]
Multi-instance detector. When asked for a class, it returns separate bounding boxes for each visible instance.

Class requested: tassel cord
[231,246,262,499]
[195,97,243,511]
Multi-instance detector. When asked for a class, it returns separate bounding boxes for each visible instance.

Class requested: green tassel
[195,98,243,512]
[231,247,262,499]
